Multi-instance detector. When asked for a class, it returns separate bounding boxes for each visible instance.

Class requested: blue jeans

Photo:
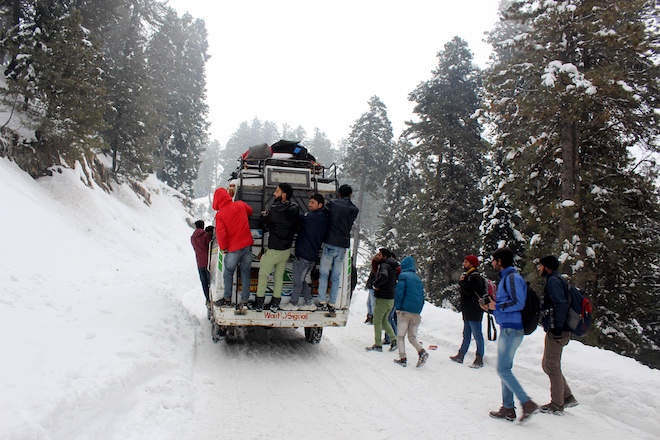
[366,288,376,315]
[292,257,315,304]
[384,307,398,344]
[497,327,529,408]
[459,320,485,357]
[197,267,210,301]
[317,244,345,305]
[223,246,252,302]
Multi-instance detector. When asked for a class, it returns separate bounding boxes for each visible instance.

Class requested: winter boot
[449,351,465,364]
[364,315,373,324]
[520,400,539,422]
[539,402,564,415]
[489,406,516,421]
[563,395,579,408]
[388,339,398,352]
[470,355,484,369]
[416,350,429,368]
[393,358,407,367]
[269,297,281,312]
[326,304,336,317]
[254,296,265,312]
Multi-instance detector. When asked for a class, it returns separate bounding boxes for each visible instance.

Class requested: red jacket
[213,188,254,252]
[191,228,212,268]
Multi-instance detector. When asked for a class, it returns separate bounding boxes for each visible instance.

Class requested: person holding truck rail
[280,194,327,311]
[212,187,254,308]
[255,183,300,312]
[317,184,359,316]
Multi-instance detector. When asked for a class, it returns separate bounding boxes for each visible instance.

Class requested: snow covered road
[1,158,658,440]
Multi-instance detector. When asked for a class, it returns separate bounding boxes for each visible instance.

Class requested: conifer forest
[1,1,659,368]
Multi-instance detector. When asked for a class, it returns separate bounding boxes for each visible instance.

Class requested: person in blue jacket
[392,256,429,368]
[280,194,328,311]
[482,247,538,422]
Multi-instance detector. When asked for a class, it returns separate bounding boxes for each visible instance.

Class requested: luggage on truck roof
[270,139,316,162]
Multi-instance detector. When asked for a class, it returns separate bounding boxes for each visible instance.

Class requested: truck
[207,142,356,343]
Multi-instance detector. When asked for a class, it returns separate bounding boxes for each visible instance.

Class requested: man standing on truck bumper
[280,194,328,311]
[255,183,300,312]
[212,187,254,307]
[317,184,359,315]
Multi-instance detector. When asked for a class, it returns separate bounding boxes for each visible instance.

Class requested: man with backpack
[537,255,580,415]
[365,248,399,352]
[482,247,538,422]
[450,255,485,368]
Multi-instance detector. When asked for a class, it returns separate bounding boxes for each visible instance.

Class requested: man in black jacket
[538,255,579,415]
[317,184,359,315]
[255,183,299,312]
[365,248,399,352]
[450,255,486,368]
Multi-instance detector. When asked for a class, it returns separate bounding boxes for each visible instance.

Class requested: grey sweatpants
[397,311,424,359]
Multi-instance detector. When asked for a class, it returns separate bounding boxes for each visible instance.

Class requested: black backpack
[504,272,541,335]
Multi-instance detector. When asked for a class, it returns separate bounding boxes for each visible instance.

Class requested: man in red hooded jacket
[212,187,254,307]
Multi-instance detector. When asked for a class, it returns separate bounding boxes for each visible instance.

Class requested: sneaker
[365,344,383,352]
[235,302,248,312]
[563,395,579,408]
[470,355,484,369]
[539,402,564,415]
[269,297,281,312]
[213,298,232,307]
[326,304,336,317]
[394,358,407,367]
[364,315,373,324]
[449,351,465,364]
[489,406,516,421]
[299,302,317,311]
[416,350,429,368]
[318,303,329,312]
[279,302,299,311]
[388,340,398,352]
[520,400,539,422]
[382,339,390,345]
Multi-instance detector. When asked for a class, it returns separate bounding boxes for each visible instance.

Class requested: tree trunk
[560,120,579,244]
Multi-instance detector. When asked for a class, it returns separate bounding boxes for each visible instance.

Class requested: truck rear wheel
[304,327,323,344]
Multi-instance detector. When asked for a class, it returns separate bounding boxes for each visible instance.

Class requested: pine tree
[147,9,209,196]
[220,118,281,178]
[375,138,423,258]
[343,96,394,258]
[102,3,158,180]
[306,128,336,166]
[193,139,222,198]
[404,36,486,290]
[485,0,660,365]
[3,2,107,175]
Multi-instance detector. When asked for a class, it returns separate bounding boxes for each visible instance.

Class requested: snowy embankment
[1,157,658,440]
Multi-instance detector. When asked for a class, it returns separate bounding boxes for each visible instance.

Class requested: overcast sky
[165,0,501,147]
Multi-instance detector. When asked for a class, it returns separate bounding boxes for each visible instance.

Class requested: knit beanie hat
[464,255,480,268]
[539,255,560,271]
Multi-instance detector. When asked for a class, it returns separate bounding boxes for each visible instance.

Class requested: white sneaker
[279,302,299,311]
[299,302,317,311]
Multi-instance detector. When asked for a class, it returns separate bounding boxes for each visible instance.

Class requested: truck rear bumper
[211,306,348,328]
